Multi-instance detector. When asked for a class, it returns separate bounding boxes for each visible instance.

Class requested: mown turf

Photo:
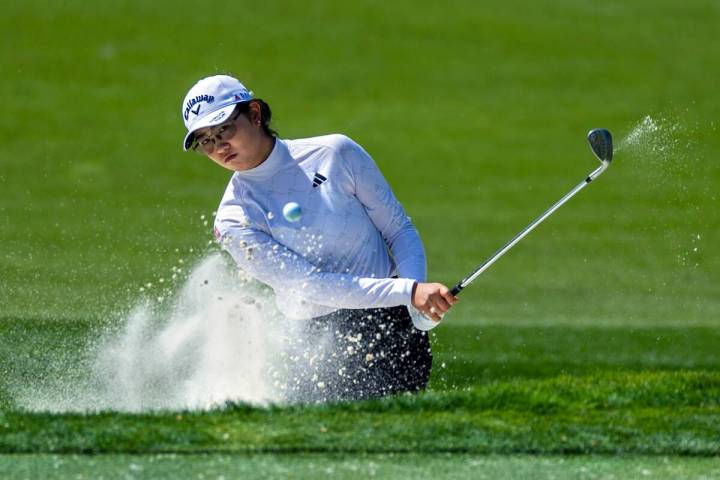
[2,317,719,409]
[3,454,720,480]
[1,372,718,455]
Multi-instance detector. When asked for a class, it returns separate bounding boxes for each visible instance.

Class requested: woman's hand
[411,282,458,322]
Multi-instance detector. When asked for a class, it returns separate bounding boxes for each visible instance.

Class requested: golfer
[180,75,457,401]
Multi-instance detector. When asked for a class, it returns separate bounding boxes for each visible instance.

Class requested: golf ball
[282,202,302,222]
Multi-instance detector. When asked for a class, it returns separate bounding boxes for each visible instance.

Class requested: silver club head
[587,128,613,164]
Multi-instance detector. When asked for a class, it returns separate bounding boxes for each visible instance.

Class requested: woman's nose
[215,139,231,153]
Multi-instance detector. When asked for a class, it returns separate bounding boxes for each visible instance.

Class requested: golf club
[449,128,613,296]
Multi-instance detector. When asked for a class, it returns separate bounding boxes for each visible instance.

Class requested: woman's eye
[199,137,211,145]
[217,125,230,134]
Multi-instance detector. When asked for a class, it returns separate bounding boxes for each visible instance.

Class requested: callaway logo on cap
[181,75,253,150]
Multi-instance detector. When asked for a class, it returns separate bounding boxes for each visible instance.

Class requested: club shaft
[450,164,606,296]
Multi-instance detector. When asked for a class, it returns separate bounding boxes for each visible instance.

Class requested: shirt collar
[235,138,291,181]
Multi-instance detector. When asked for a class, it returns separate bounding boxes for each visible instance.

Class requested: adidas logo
[312,172,327,188]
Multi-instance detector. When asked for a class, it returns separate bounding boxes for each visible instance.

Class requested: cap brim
[182,103,239,151]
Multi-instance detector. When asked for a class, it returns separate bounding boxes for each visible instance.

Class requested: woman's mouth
[224,153,237,163]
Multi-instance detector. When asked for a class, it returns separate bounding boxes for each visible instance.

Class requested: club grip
[450,284,463,296]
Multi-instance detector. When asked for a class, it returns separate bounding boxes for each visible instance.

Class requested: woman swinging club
[180,75,457,401]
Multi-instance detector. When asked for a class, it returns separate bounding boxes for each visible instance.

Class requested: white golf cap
[181,75,254,150]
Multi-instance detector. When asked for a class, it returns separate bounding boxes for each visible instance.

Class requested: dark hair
[236,99,278,137]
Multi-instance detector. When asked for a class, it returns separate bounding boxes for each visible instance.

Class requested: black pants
[285,306,432,403]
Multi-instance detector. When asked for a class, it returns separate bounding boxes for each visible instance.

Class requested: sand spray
[15,253,317,412]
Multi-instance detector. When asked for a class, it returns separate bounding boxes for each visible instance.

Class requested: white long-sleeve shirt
[214,134,427,320]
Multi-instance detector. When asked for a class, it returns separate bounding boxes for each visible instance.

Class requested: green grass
[3,317,719,408]
[2,454,720,480]
[2,372,719,455]
[1,0,719,474]
[5,454,720,480]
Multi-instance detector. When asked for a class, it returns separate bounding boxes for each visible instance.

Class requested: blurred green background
[2,0,718,328]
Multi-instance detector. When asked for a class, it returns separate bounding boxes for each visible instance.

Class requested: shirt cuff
[408,305,441,331]
[394,277,417,305]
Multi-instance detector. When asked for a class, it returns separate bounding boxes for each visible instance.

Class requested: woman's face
[193,102,272,172]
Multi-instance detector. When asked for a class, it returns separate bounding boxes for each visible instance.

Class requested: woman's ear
[248,101,262,126]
